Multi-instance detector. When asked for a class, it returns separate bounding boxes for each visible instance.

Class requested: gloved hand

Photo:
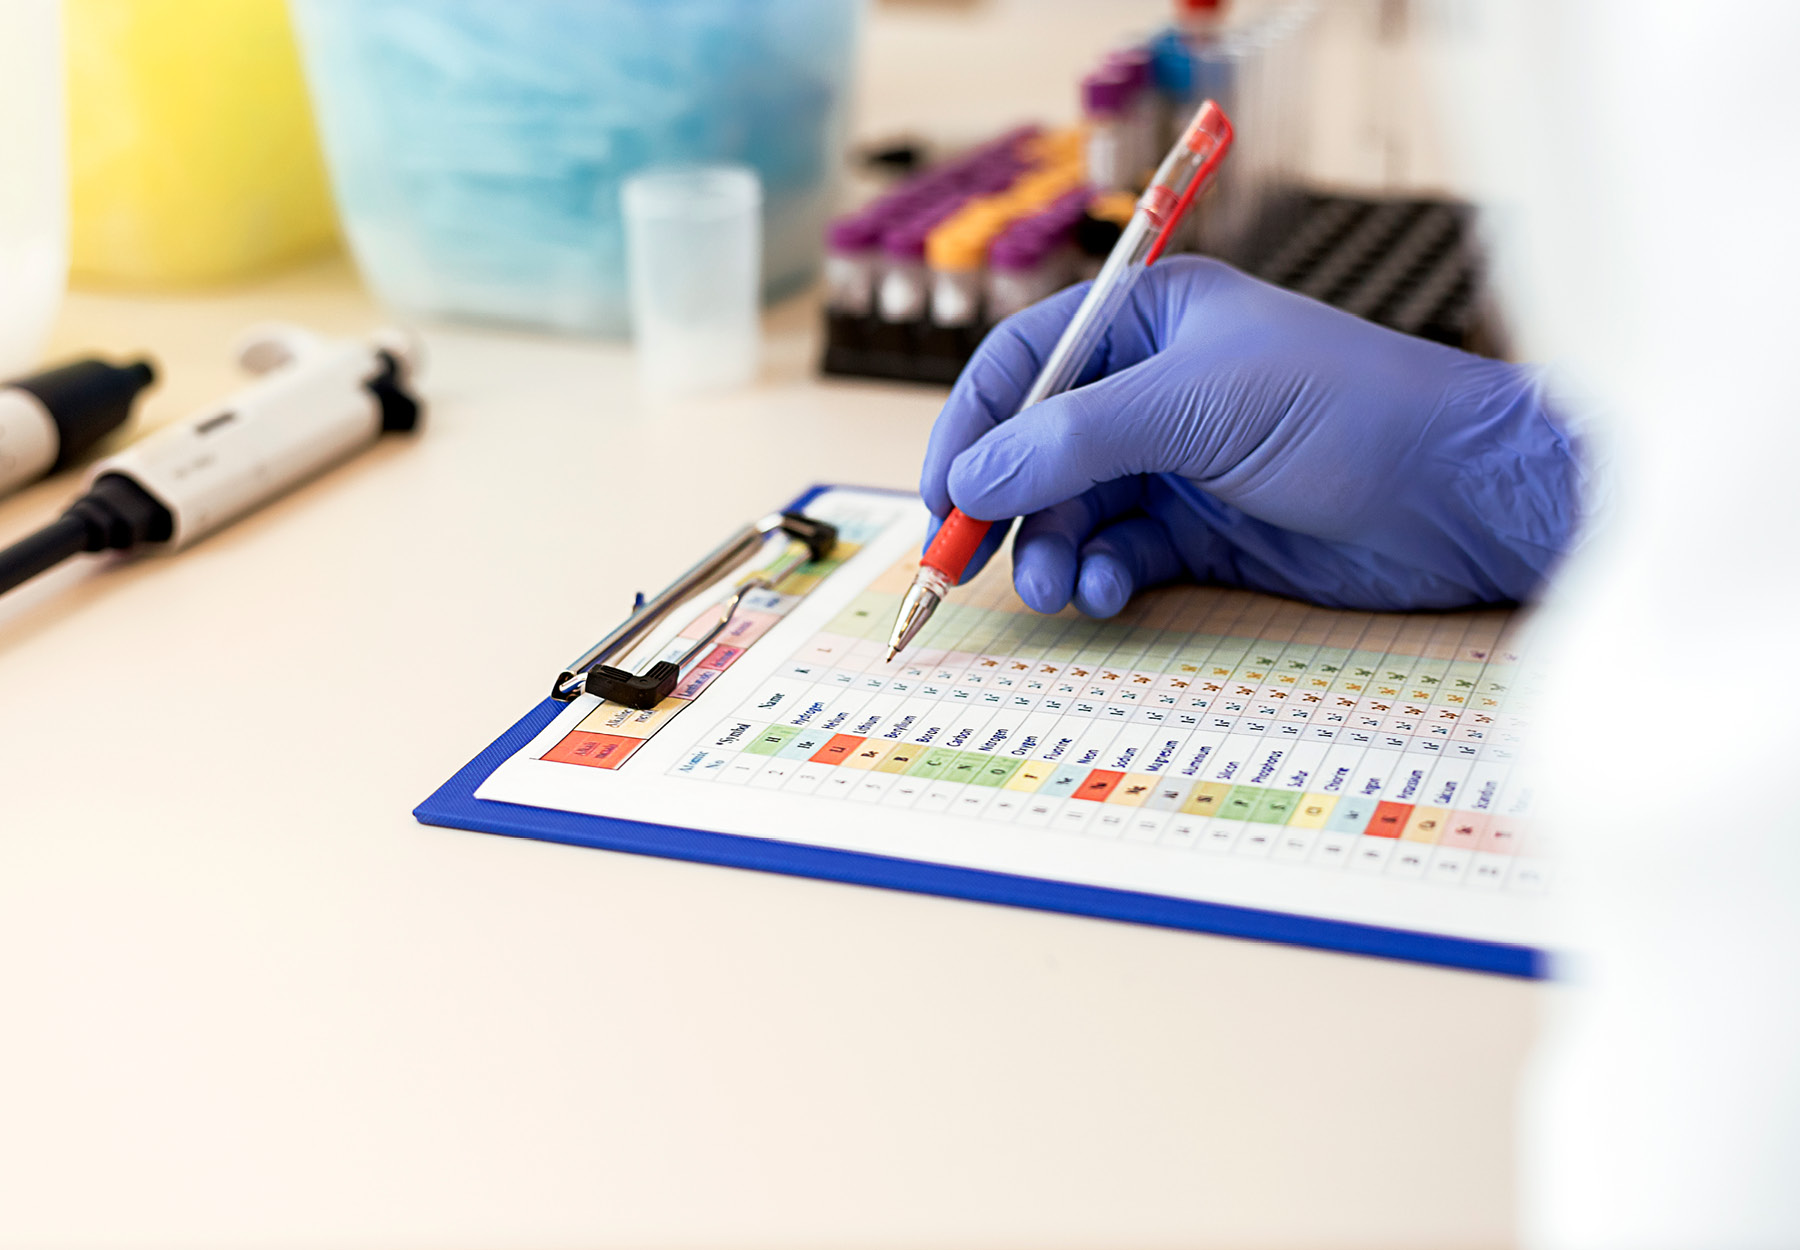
[920,256,1582,617]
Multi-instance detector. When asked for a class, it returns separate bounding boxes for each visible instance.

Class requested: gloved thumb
[944,351,1193,522]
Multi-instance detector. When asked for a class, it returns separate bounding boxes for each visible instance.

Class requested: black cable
[0,516,89,594]
[0,473,173,595]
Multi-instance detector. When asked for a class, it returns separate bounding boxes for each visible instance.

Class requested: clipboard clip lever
[551,511,837,708]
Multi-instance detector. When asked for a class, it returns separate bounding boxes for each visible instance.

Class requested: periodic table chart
[479,487,1551,952]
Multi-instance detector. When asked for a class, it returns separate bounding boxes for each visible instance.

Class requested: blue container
[290,0,862,335]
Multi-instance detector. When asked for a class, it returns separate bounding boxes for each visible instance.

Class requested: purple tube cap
[985,124,1044,156]
[1106,47,1152,90]
[969,159,1028,194]
[862,125,1042,227]
[828,215,884,252]
[882,208,954,260]
[1037,186,1095,229]
[1082,72,1131,117]
[989,226,1052,272]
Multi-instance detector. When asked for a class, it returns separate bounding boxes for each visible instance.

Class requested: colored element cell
[1146,781,1189,810]
[1180,781,1233,817]
[1481,817,1521,855]
[1076,770,1124,802]
[842,740,895,770]
[810,734,866,765]
[1107,774,1159,806]
[775,571,825,597]
[877,744,927,774]
[1040,768,1088,800]
[1250,790,1298,825]
[908,749,962,780]
[1401,806,1449,844]
[1443,811,1486,849]
[971,756,1023,787]
[945,754,987,785]
[1220,786,1264,821]
[746,725,801,755]
[1006,760,1056,792]
[1289,794,1337,828]
[542,731,642,769]
[1367,801,1414,838]
[1326,796,1378,834]
[778,730,833,759]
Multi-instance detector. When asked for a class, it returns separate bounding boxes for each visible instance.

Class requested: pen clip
[1144,101,1234,266]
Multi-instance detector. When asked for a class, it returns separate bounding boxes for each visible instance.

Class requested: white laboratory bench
[0,3,1528,1247]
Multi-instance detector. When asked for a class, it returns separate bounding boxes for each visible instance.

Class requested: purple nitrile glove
[920,256,1582,617]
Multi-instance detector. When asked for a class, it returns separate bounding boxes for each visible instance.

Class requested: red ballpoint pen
[886,99,1234,661]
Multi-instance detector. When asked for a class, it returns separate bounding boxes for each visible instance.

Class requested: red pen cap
[1180,98,1234,157]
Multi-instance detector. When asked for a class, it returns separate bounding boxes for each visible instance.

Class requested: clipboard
[415,484,1544,980]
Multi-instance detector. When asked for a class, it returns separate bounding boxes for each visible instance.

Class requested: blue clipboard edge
[413,484,1543,980]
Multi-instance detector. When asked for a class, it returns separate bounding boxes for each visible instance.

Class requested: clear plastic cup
[622,165,762,397]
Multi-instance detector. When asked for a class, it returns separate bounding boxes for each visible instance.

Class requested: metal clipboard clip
[550,510,838,708]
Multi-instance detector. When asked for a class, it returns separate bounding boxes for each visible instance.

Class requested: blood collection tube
[826,124,1053,354]
[824,214,884,316]
[881,198,978,324]
[881,146,1031,324]
[984,186,1093,319]
[927,155,1085,329]
[926,221,987,329]
[1081,71,1132,193]
[1106,48,1158,188]
[984,226,1062,323]
[877,215,934,324]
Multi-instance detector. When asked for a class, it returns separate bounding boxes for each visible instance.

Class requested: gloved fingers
[943,257,1307,526]
[945,350,1195,523]
[1073,512,1186,618]
[919,283,1093,517]
[921,281,1172,517]
[1146,476,1493,611]
[1010,478,1147,613]
[1010,503,1081,615]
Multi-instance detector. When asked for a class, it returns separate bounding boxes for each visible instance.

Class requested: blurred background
[2,0,1468,379]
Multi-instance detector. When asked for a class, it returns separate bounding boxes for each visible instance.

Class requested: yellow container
[66,0,337,287]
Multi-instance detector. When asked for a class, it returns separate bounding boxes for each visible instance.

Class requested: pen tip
[885,646,898,663]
